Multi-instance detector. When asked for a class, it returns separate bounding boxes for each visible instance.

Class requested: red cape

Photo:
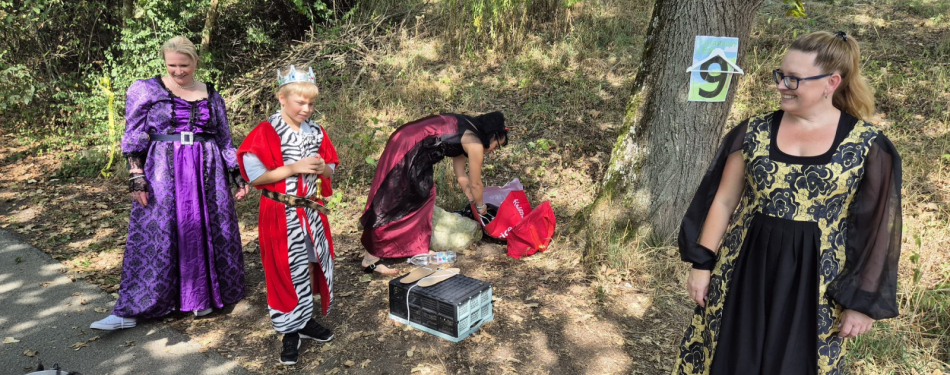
[237,120,338,314]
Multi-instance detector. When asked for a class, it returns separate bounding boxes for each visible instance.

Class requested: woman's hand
[128,169,148,206]
[838,309,874,338]
[234,184,250,200]
[478,205,488,215]
[687,269,711,307]
[130,191,149,207]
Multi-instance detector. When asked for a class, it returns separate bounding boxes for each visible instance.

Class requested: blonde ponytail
[790,31,875,121]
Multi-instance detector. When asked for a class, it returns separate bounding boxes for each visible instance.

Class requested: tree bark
[585,0,764,249]
[122,0,134,26]
[201,0,220,51]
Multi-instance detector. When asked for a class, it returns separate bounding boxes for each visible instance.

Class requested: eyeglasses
[772,69,832,90]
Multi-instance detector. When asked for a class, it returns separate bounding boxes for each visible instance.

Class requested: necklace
[175,80,196,90]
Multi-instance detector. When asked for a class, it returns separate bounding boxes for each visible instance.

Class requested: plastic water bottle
[407,251,457,266]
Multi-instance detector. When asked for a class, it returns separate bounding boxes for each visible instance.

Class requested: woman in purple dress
[91,36,248,330]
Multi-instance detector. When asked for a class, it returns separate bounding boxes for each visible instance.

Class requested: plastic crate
[388,273,493,342]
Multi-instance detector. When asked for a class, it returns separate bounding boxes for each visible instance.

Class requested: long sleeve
[828,134,902,320]
[121,79,153,169]
[678,121,748,269]
[209,87,244,187]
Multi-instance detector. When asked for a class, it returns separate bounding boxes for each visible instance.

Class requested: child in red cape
[237,65,338,366]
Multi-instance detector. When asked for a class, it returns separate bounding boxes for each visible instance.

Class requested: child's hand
[290,157,323,175]
[312,155,327,176]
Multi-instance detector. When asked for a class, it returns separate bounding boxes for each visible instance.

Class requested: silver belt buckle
[181,131,194,145]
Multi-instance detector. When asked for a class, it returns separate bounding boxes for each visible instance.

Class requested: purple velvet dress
[114,77,246,318]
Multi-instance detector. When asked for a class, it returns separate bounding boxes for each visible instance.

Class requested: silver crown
[277,65,316,87]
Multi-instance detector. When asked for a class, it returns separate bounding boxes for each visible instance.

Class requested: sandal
[399,267,436,284]
[363,258,400,275]
[417,268,460,287]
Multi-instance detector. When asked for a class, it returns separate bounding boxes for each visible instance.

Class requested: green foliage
[289,0,333,23]
[0,63,42,110]
[527,138,554,152]
[56,149,111,178]
[783,0,807,18]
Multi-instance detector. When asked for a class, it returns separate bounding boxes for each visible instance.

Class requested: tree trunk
[200,0,220,51]
[122,0,133,25]
[585,0,764,251]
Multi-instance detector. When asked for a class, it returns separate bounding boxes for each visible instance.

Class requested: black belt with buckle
[262,189,329,215]
[149,132,211,145]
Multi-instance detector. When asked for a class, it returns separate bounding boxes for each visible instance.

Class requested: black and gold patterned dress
[674,110,902,375]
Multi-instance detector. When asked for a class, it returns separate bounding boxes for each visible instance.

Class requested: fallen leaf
[23,349,38,357]
[407,349,414,358]
[70,342,88,350]
[359,274,372,283]
[95,203,108,209]
[71,292,82,296]
[359,359,371,368]
[87,336,100,342]
[343,360,355,367]
[338,291,354,297]
[411,365,431,374]
[525,303,539,308]
[573,314,593,323]
[124,341,135,347]
[80,299,88,305]
[3,337,19,344]
[94,308,108,313]
[326,368,341,375]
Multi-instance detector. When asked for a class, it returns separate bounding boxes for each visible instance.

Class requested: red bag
[474,190,531,239]
[506,201,556,259]
[470,191,556,259]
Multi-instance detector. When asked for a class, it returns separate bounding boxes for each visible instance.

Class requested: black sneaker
[279,332,300,365]
[299,319,334,343]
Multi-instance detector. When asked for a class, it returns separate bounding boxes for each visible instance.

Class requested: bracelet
[476,204,485,209]
[129,175,145,181]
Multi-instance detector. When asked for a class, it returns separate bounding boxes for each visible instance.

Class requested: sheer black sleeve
[126,154,148,193]
[828,134,902,320]
[678,121,748,269]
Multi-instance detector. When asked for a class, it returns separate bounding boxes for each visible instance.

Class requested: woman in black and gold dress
[673,31,902,374]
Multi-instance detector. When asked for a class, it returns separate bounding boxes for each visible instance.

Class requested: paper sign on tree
[687,36,744,102]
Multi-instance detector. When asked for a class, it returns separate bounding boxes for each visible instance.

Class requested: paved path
[0,229,253,375]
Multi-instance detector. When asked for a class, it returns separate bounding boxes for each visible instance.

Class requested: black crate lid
[389,273,490,305]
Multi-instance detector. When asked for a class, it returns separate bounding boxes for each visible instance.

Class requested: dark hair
[456,111,509,148]
[789,31,875,120]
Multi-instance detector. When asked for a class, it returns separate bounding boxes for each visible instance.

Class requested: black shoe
[279,332,300,365]
[299,319,334,343]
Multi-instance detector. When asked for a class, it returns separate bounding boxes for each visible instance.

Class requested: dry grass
[0,0,947,373]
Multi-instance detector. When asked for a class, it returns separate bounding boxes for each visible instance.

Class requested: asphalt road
[0,228,252,375]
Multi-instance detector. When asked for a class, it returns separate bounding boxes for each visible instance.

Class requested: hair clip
[834,31,848,42]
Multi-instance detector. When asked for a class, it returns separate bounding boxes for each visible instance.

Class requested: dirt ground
[0,138,693,374]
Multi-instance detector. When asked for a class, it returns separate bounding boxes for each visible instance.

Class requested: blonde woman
[673,31,902,374]
[92,36,248,330]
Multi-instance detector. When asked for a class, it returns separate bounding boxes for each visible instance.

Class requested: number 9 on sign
[698,56,729,99]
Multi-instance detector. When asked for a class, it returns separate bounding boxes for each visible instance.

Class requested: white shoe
[194,308,213,317]
[90,314,137,330]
